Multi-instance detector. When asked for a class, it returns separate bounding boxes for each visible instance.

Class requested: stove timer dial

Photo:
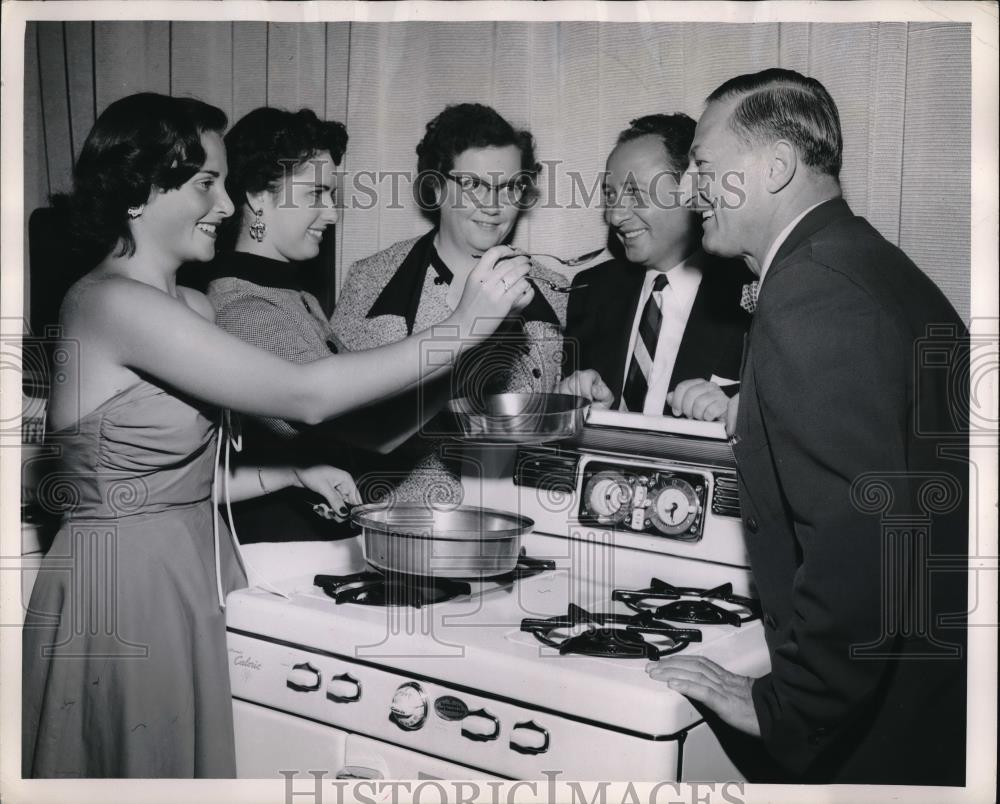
[648,477,700,536]
[582,471,633,522]
[389,682,428,731]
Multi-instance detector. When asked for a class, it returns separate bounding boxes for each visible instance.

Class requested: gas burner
[520,603,701,660]
[312,552,555,608]
[313,571,471,608]
[612,578,762,626]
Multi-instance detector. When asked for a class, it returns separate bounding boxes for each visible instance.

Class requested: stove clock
[579,461,708,541]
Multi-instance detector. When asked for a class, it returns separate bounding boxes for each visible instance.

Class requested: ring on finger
[501,277,510,291]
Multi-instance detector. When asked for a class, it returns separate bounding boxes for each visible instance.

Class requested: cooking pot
[349,502,534,578]
[445,392,590,444]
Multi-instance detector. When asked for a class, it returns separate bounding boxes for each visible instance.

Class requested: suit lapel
[670,269,715,391]
[767,198,853,283]
[604,263,645,404]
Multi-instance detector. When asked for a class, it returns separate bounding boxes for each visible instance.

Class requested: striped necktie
[621,274,668,413]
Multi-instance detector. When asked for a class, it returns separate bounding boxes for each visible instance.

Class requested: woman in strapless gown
[22,92,535,778]
[22,383,247,777]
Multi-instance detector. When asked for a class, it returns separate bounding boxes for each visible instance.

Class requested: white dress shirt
[621,251,704,415]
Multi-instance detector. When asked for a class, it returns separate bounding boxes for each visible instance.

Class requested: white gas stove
[226,413,770,781]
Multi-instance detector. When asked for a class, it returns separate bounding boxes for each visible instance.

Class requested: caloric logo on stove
[231,650,262,672]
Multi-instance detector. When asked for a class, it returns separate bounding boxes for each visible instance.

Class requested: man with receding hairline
[559,113,753,420]
[646,68,968,785]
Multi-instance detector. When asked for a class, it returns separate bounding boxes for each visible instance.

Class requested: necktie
[621,274,668,412]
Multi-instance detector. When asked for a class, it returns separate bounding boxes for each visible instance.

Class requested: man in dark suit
[647,69,968,785]
[558,115,755,421]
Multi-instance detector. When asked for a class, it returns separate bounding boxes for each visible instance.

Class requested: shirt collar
[759,201,827,282]
[644,249,705,304]
[366,229,560,335]
[204,250,308,291]
[366,230,442,334]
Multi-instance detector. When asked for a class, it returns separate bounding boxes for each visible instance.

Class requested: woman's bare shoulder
[61,272,191,334]
[176,286,216,322]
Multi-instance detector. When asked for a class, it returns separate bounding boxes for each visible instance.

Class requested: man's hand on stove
[645,656,761,737]
[558,369,614,410]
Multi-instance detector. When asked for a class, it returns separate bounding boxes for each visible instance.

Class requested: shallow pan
[445,392,590,444]
[350,502,534,578]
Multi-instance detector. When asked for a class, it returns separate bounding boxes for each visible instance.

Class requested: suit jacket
[563,252,754,410]
[734,198,968,784]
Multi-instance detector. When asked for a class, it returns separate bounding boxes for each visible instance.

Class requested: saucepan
[344,502,534,578]
[444,392,591,444]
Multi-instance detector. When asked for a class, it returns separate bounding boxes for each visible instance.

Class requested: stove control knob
[286,662,322,692]
[510,720,550,754]
[389,682,428,731]
[327,673,362,703]
[461,708,500,742]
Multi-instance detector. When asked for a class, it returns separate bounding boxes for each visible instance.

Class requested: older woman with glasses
[331,103,567,505]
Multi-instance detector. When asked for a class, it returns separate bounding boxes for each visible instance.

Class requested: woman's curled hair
[220,107,348,247]
[64,92,228,261]
[414,103,541,212]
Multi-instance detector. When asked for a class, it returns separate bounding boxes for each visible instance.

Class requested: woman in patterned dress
[330,103,569,505]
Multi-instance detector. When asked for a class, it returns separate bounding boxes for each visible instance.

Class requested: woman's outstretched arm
[74,247,532,424]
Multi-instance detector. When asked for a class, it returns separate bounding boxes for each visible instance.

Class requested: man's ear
[766,140,797,194]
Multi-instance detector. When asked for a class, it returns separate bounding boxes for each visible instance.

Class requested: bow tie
[740,280,760,314]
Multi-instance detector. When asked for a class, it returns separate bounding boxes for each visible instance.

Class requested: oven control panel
[578,460,709,541]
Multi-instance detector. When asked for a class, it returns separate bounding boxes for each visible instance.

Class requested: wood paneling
[900,23,972,323]
[64,22,96,160]
[232,23,268,123]
[171,22,234,120]
[94,22,170,111]
[23,20,972,323]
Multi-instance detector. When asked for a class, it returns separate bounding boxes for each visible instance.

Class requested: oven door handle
[510,720,550,755]
[460,708,500,742]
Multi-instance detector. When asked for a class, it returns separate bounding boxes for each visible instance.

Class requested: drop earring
[249,207,266,242]
[127,205,144,219]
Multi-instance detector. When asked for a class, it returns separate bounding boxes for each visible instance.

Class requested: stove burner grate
[520,604,701,660]
[312,551,556,608]
[612,578,762,626]
[313,570,471,608]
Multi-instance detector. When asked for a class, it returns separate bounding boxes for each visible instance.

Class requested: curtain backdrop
[24,20,971,322]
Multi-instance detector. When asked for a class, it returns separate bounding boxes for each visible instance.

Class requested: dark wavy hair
[221,107,348,247]
[707,68,842,179]
[63,92,228,261]
[414,103,541,212]
[616,113,696,175]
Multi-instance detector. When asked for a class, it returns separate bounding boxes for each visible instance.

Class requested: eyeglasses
[445,173,530,206]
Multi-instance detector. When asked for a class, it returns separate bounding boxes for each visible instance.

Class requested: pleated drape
[23,20,971,323]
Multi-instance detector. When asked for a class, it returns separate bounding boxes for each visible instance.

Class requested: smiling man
[647,69,968,785]
[559,114,754,421]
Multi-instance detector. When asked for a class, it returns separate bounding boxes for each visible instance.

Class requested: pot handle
[312,500,357,520]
